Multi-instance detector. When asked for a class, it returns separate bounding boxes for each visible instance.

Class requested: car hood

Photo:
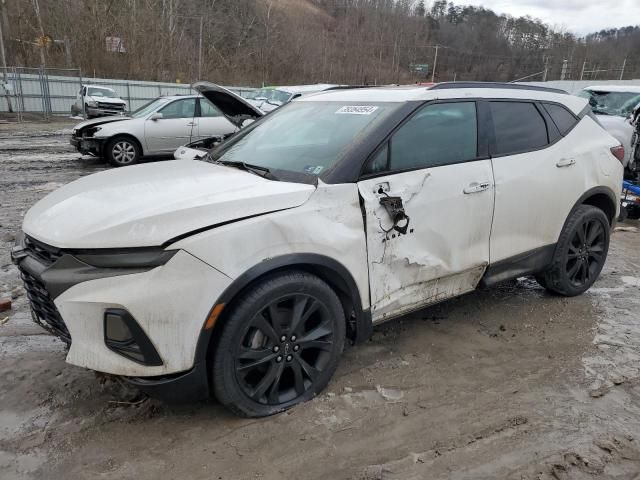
[72,115,130,131]
[23,160,316,249]
[192,82,264,126]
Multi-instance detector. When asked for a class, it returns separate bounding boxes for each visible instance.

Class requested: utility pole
[431,45,439,83]
[580,59,586,80]
[560,59,568,81]
[542,55,549,82]
[32,0,46,67]
[198,15,203,80]
[0,0,11,111]
[620,57,626,80]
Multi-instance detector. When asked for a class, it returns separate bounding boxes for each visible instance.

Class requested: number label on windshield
[335,106,379,115]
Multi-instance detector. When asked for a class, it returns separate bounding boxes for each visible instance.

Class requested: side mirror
[149,112,163,121]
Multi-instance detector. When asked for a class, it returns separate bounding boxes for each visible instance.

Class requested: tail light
[610,145,625,163]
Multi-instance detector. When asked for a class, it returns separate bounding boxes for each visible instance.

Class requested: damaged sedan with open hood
[13,83,623,417]
[70,82,263,167]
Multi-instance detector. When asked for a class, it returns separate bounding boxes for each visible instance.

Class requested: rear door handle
[463,181,491,194]
[556,158,576,167]
[187,122,197,126]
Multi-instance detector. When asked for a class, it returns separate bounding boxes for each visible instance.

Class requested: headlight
[87,101,98,107]
[73,249,177,268]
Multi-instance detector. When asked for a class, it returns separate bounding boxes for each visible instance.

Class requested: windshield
[578,89,640,117]
[130,98,171,118]
[88,87,117,98]
[248,88,292,105]
[208,101,401,176]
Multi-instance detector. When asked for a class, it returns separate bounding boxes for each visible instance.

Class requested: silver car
[70,83,263,167]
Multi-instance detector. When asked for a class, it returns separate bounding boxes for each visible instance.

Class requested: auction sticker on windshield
[335,106,379,115]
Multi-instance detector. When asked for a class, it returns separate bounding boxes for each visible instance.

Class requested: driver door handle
[463,181,491,194]
[556,158,576,168]
[187,122,197,126]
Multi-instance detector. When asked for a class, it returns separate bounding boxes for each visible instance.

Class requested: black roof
[429,82,568,94]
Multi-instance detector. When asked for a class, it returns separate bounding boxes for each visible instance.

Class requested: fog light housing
[104,309,163,366]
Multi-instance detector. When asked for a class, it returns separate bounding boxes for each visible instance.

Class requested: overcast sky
[460,0,640,35]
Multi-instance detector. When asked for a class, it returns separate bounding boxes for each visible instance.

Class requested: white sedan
[70,83,263,167]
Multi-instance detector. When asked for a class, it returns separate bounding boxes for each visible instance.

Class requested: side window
[363,143,389,175]
[388,102,478,171]
[199,98,222,118]
[159,98,196,119]
[543,103,578,136]
[490,102,548,155]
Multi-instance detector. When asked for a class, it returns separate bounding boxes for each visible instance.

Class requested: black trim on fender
[480,244,556,287]
[568,186,618,226]
[193,253,372,370]
[124,361,210,403]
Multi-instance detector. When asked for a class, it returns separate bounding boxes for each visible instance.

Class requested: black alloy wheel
[234,293,335,405]
[212,271,345,417]
[536,205,610,296]
[565,217,606,288]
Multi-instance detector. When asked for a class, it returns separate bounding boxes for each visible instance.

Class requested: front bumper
[12,233,232,380]
[87,107,126,117]
[70,135,104,156]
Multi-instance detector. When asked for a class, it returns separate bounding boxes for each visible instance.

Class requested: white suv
[13,83,623,417]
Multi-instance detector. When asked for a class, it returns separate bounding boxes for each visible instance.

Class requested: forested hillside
[2,0,639,85]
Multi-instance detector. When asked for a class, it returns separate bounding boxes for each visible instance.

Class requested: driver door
[144,98,197,154]
[357,101,494,322]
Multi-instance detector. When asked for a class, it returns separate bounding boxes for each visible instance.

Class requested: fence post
[38,66,48,121]
[42,67,52,120]
[16,67,24,122]
[126,82,131,114]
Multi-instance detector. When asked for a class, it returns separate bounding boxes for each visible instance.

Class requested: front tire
[105,136,141,167]
[211,271,345,417]
[536,205,610,296]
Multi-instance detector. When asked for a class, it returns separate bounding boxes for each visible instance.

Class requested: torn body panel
[357,163,494,323]
[173,182,370,311]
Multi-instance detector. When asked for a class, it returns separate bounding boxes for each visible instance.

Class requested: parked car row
[577,85,640,178]
[70,83,263,166]
[19,81,624,417]
[69,82,339,166]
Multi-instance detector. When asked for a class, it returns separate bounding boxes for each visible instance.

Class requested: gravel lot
[1,121,640,480]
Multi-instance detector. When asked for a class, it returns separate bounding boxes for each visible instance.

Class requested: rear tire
[211,271,345,417]
[105,136,141,167]
[536,205,610,296]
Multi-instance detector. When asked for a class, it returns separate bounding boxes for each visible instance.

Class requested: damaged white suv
[13,83,623,417]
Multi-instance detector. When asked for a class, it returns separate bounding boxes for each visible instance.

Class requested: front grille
[20,269,71,344]
[98,102,124,110]
[18,236,70,343]
[24,235,62,266]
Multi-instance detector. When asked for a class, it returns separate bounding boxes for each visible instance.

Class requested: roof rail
[324,85,381,91]
[429,82,568,94]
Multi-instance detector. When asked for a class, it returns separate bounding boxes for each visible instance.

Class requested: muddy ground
[1,121,640,480]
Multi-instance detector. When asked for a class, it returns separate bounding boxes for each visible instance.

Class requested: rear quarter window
[543,103,578,136]
[489,101,548,156]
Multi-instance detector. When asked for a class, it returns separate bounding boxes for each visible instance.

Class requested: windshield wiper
[592,109,610,115]
[215,159,278,180]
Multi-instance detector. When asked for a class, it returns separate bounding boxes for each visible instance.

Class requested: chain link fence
[0,67,256,122]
